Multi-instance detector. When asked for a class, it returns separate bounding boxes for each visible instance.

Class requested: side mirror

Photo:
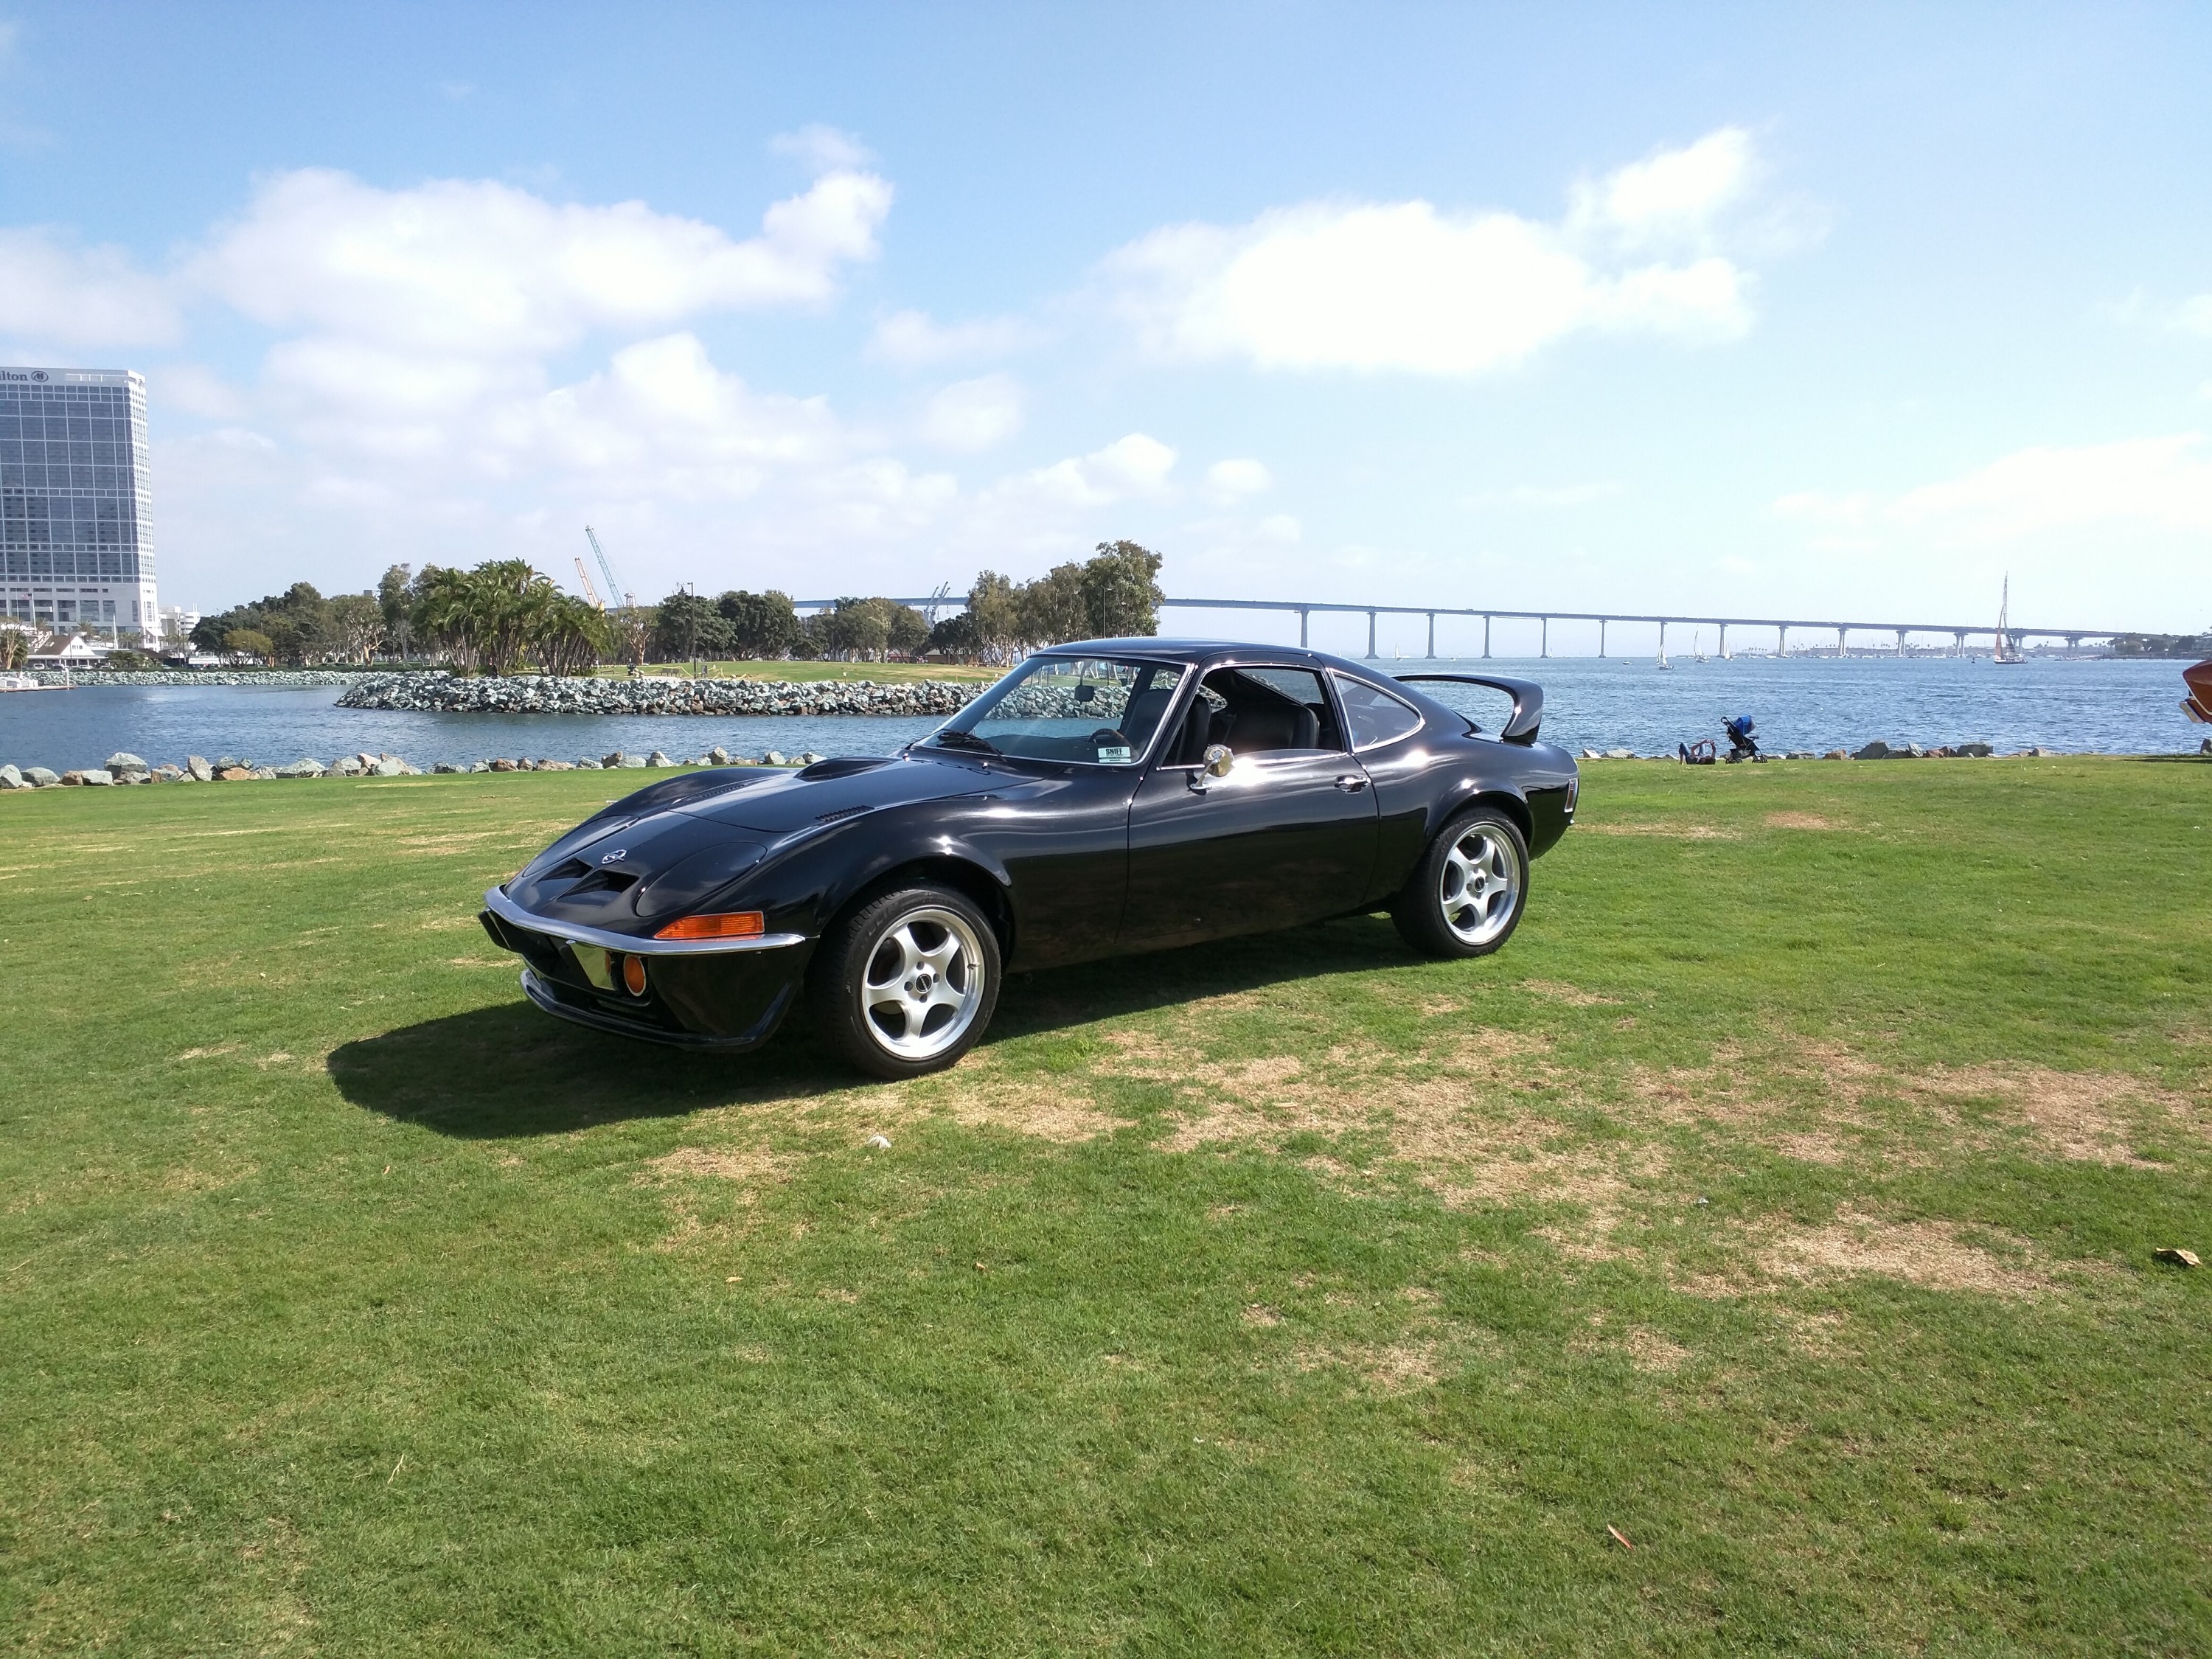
[1203,743,1235,778]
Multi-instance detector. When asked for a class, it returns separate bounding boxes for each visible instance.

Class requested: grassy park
[2,756,2207,1654]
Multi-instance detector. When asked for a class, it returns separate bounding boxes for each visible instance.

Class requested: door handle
[1335,775,1368,793]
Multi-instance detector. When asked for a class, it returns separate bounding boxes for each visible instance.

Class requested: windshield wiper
[929,728,1001,755]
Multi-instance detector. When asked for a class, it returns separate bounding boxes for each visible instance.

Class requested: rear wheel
[1392,808,1529,959]
[810,884,1001,1079]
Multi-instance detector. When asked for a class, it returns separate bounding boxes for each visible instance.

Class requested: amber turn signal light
[617,953,648,995]
[653,911,766,942]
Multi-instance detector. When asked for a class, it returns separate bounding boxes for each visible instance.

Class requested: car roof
[1038,638,1392,678]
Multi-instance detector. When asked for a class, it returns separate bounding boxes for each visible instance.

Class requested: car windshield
[929,655,1187,766]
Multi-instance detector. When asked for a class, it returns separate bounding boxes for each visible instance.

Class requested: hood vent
[564,867,639,897]
[815,804,872,825]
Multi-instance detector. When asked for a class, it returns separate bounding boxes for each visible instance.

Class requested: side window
[1174,666,1343,759]
[1334,675,1424,751]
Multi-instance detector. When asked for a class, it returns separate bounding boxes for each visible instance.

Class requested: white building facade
[1,367,159,636]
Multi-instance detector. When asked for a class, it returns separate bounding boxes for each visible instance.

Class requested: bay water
[0,655,2201,776]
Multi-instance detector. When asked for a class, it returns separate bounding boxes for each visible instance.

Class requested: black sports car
[479,640,1579,1078]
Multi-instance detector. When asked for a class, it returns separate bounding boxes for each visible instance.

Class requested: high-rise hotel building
[1,366,159,636]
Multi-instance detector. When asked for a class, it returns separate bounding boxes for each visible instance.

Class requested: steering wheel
[1089,728,1129,746]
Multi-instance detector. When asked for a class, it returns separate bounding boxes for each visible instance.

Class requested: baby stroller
[1725,715,1762,762]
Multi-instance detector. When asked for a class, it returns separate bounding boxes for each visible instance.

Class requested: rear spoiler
[1392,673,1545,745]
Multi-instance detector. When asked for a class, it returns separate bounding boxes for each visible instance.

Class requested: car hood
[502,752,995,933]
[673,751,996,834]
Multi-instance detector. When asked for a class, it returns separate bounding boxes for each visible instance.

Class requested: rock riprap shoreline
[335,672,981,717]
[0,745,837,790]
[20,669,361,687]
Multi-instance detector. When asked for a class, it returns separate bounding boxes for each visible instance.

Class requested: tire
[810,884,1002,1079]
[1391,807,1531,959]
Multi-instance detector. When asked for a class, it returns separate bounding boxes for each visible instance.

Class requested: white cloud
[771,124,875,175]
[919,374,1024,452]
[0,226,179,347]
[1104,129,1761,376]
[1890,434,2212,538]
[1256,512,1301,543]
[188,165,891,357]
[988,432,1177,511]
[1203,458,1273,503]
[1774,435,2212,552]
[1568,128,1757,248]
[156,364,252,420]
[2177,293,2212,338]
[869,307,1037,367]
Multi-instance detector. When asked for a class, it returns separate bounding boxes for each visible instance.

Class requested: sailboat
[1655,636,1672,671]
[1693,630,1706,664]
[1993,576,2025,665]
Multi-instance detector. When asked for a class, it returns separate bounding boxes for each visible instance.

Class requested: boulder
[1957,741,1993,758]
[467,761,490,773]
[217,766,254,782]
[708,745,731,765]
[151,764,183,782]
[215,755,246,772]
[24,766,60,787]
[432,762,461,773]
[371,757,411,776]
[63,769,114,785]
[1785,751,1815,760]
[1603,748,1634,761]
[248,766,279,780]
[762,751,788,767]
[104,751,147,772]
[799,751,824,765]
[186,754,214,782]
[0,764,25,790]
[575,758,602,769]
[489,758,518,772]
[273,759,327,779]
[601,751,625,768]
[538,759,575,771]
[615,753,647,769]
[1823,748,1847,760]
[1851,740,1893,760]
[647,749,672,768]
[114,771,150,785]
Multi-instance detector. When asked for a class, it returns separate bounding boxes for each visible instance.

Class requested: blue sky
[3,2,2208,651]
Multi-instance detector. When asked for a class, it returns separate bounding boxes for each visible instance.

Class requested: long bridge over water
[793,595,2122,658]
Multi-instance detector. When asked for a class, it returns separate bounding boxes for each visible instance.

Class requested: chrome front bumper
[481,886,809,956]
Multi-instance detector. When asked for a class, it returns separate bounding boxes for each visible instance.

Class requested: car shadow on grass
[329,916,1416,1138]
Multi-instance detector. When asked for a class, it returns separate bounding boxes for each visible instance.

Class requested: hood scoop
[796,755,895,782]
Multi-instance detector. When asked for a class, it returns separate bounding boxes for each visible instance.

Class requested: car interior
[1166,666,1346,765]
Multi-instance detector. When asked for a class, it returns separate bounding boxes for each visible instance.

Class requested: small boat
[0,672,55,692]
[1656,625,1671,670]
[1994,577,2025,664]
[1693,630,1706,663]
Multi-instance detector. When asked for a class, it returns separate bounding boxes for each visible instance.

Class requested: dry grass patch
[1521,979,1620,1006]
[1576,821,1742,841]
[640,1143,793,1190]
[1291,1339,1447,1395]
[1624,1326,1692,1372]
[1918,1065,2205,1166]
[1763,1206,2051,1297]
[1764,811,1843,830]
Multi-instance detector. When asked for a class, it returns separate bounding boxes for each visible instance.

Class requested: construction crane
[583,525,631,609]
[572,557,605,611]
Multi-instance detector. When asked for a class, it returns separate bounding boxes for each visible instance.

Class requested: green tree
[967,571,1021,654]
[651,591,731,663]
[1080,540,1165,638]
[223,627,276,661]
[327,593,383,664]
[377,564,415,658]
[1017,563,1090,647]
[714,590,801,658]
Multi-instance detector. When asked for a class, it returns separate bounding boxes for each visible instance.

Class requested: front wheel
[1392,808,1530,959]
[810,885,1002,1079]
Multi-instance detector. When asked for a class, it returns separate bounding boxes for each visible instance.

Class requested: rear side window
[1333,675,1424,751]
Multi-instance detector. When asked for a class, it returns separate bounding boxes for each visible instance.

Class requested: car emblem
[601,849,627,863]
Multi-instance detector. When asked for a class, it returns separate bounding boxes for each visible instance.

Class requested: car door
[1120,664,1378,951]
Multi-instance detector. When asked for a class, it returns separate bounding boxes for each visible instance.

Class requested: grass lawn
[2,757,2207,1655]
[599,659,1001,684]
